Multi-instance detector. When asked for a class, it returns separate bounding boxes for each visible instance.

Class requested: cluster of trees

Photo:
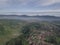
[45,35,60,45]
[0,24,5,35]
[5,23,41,45]
[5,22,60,45]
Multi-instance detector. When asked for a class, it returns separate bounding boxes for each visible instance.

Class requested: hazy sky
[0,0,60,16]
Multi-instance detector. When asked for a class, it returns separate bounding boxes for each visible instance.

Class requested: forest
[0,19,60,45]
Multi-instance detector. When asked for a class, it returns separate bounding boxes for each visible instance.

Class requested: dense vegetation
[0,19,60,45]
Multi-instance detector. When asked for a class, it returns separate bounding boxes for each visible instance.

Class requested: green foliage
[0,24,5,35]
[45,36,56,43]
[5,22,41,45]
[0,19,60,45]
[45,36,60,45]
[21,23,41,38]
[55,37,60,45]
[0,19,26,45]
[6,35,29,45]
[29,23,41,30]
[21,25,31,38]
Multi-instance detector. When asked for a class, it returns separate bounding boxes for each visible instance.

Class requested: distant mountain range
[0,15,60,21]
[0,15,59,17]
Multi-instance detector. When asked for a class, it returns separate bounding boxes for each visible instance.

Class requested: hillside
[0,19,60,45]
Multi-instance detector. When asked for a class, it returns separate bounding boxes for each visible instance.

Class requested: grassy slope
[0,19,26,45]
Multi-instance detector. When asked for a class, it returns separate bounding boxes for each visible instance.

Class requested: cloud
[33,0,60,6]
[0,0,8,5]
[0,0,60,12]
[38,0,55,6]
[0,0,60,6]
[17,0,60,6]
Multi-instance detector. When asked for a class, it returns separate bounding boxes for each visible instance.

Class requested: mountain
[0,15,60,21]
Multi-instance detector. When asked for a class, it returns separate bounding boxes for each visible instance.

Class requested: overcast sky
[0,0,60,16]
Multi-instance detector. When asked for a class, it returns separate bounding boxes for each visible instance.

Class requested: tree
[0,24,5,35]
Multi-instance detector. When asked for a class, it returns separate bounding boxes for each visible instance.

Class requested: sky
[0,0,60,16]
